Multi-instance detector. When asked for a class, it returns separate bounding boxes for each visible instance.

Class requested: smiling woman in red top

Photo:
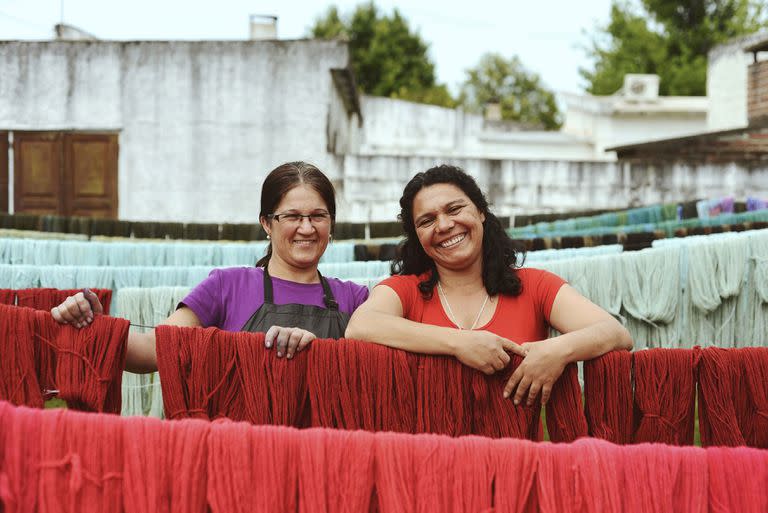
[346,164,633,406]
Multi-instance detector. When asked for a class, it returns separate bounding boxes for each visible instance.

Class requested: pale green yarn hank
[115,286,191,418]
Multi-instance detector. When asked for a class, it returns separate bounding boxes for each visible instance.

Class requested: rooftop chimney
[249,15,278,40]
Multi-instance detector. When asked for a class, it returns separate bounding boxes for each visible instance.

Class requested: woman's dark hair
[392,164,526,299]
[255,161,336,267]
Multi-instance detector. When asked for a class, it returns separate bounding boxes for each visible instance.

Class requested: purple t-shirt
[180,266,369,331]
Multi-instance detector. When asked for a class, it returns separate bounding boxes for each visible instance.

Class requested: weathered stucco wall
[0,40,352,223]
[707,32,768,131]
[338,155,768,223]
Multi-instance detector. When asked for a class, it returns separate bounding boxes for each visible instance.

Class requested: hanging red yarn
[633,348,697,445]
[0,289,15,304]
[574,439,624,513]
[707,446,768,513]
[122,415,209,513]
[739,347,768,448]
[308,339,417,432]
[306,338,342,428]
[583,350,633,444]
[207,421,300,513]
[415,354,472,436]
[354,339,417,433]
[0,402,42,513]
[34,311,128,412]
[448,436,493,513]
[37,407,123,513]
[621,444,707,513]
[16,288,113,314]
[545,362,588,443]
[262,333,310,427]
[0,305,44,407]
[156,325,245,421]
[535,442,580,512]
[672,447,708,513]
[471,354,540,440]
[489,437,538,513]
[233,331,273,425]
[697,347,746,447]
[373,431,417,513]
[297,428,376,513]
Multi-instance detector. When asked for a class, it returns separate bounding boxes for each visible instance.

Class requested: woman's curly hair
[391,164,526,299]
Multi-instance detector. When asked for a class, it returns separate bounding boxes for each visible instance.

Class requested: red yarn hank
[545,362,588,443]
[0,402,42,513]
[633,348,697,445]
[621,443,707,513]
[535,442,581,512]
[262,332,310,427]
[448,436,493,513]
[233,331,272,424]
[0,289,15,304]
[37,407,123,513]
[0,304,44,407]
[697,347,746,447]
[739,347,768,448]
[208,421,300,513]
[583,350,633,444]
[156,325,245,421]
[489,437,538,513]
[471,354,540,440]
[355,339,417,432]
[573,439,624,513]
[415,354,472,436]
[373,431,417,513]
[707,446,768,513]
[123,415,209,513]
[306,338,342,428]
[34,311,128,412]
[297,428,376,513]
[16,288,113,314]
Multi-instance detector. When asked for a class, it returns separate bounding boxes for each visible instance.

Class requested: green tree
[310,3,455,107]
[582,0,768,96]
[459,53,562,130]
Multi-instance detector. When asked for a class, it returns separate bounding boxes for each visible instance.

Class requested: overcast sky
[0,0,616,95]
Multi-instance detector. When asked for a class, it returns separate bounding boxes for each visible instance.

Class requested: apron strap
[262,267,339,311]
[317,270,339,311]
[263,266,276,304]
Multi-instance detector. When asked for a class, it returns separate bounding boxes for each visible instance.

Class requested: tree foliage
[459,53,562,130]
[310,3,455,107]
[582,0,768,96]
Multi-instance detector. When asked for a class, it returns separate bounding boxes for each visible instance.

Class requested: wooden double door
[0,131,118,218]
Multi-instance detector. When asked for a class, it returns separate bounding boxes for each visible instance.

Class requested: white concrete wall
[338,154,768,223]
[707,31,768,131]
[0,40,351,223]
[359,95,596,161]
[562,93,709,157]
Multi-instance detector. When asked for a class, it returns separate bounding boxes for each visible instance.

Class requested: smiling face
[260,184,331,273]
[412,183,486,272]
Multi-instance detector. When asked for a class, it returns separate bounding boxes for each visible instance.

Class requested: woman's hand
[503,341,568,406]
[264,326,316,359]
[451,330,526,375]
[50,288,103,328]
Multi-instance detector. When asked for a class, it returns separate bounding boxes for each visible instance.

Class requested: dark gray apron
[240,267,350,338]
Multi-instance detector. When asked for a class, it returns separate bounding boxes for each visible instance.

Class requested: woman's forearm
[125,330,158,374]
[346,309,459,356]
[547,319,633,363]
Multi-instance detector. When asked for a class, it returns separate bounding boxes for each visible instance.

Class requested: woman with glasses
[52,162,369,373]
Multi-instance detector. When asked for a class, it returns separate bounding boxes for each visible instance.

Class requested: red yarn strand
[583,350,633,444]
[545,362,588,443]
[633,349,696,445]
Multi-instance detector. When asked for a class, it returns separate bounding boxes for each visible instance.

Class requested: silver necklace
[437,281,490,330]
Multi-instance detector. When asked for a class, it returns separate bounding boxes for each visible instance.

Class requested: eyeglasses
[266,211,332,225]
